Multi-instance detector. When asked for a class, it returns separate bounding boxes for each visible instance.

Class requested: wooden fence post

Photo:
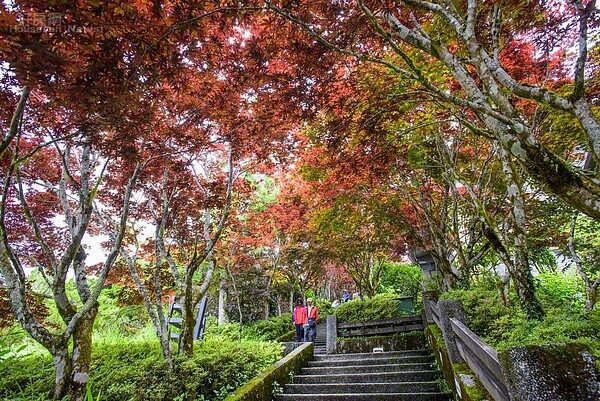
[326,314,337,354]
[437,300,467,363]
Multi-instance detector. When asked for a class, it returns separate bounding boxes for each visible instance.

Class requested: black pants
[295,324,304,342]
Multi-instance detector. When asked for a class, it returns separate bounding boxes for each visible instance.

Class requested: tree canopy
[1,1,599,399]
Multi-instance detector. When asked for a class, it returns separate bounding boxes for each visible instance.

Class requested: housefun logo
[9,12,100,34]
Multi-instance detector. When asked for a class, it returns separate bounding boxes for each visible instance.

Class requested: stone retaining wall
[335,331,426,354]
[223,342,313,401]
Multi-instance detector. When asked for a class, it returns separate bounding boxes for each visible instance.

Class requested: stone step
[301,363,435,375]
[313,349,431,361]
[294,370,440,384]
[283,381,443,394]
[274,392,453,401]
[308,355,434,367]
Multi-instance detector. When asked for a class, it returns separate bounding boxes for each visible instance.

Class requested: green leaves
[335,294,404,323]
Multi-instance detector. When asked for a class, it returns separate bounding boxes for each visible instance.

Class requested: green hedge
[335,294,403,323]
[205,314,293,342]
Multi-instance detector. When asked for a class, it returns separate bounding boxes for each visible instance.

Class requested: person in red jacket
[292,298,307,342]
[304,298,319,342]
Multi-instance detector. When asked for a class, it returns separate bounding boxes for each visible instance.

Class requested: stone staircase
[313,323,326,355]
[274,349,453,401]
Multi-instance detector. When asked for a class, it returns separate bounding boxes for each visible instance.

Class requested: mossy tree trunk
[0,102,143,401]
[496,146,544,320]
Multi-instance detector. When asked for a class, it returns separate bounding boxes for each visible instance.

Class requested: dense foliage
[335,294,410,323]
[1,1,599,399]
[205,313,294,342]
[439,271,600,366]
[379,263,422,299]
[0,331,282,401]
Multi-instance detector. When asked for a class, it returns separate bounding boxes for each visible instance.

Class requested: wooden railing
[325,313,425,355]
[428,300,509,401]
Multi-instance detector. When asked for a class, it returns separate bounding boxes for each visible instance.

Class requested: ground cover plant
[0,293,291,401]
[0,335,282,401]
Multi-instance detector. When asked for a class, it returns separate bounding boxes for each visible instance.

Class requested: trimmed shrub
[335,294,401,323]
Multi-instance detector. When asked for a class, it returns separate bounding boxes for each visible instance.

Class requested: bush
[535,270,585,310]
[242,313,293,341]
[204,313,294,343]
[335,294,402,323]
[379,262,422,298]
[439,287,520,344]
[315,298,334,318]
[0,335,283,401]
[440,280,600,370]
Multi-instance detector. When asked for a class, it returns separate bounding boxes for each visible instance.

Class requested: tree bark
[218,277,228,325]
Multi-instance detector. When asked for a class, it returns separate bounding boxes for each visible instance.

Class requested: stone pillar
[422,291,437,324]
[500,344,599,401]
[437,300,467,363]
[326,314,337,354]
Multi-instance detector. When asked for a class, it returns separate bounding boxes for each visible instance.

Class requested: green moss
[224,342,313,401]
[428,324,447,352]
[427,325,492,401]
[274,330,296,343]
[453,363,493,401]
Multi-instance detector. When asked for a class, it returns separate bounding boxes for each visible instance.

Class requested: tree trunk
[499,146,545,320]
[49,306,97,401]
[218,278,228,325]
[584,285,598,311]
[263,298,270,320]
[179,287,196,357]
[67,308,97,401]
[52,343,72,401]
[511,229,545,319]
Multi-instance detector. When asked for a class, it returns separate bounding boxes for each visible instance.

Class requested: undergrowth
[439,270,600,368]
[0,334,282,401]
